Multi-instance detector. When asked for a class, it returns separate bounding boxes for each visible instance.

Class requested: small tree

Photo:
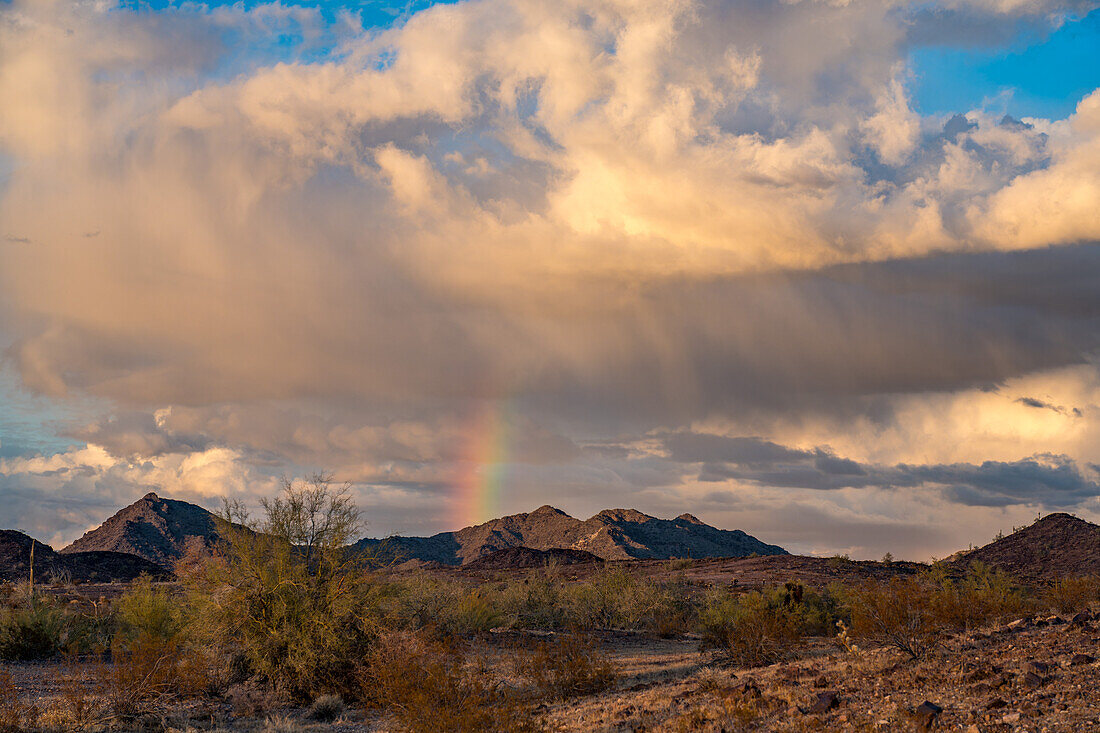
[184,473,373,699]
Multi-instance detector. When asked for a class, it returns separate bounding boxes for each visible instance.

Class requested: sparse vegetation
[4,483,1100,731]
[515,633,618,699]
[848,577,942,660]
[361,630,537,733]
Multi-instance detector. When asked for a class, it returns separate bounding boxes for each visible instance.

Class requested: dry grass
[0,668,39,732]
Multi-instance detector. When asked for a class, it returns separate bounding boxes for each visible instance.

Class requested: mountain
[0,529,167,583]
[60,492,224,569]
[357,505,787,566]
[954,512,1100,580]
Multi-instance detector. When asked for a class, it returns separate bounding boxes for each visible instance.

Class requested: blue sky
[912,8,1100,119]
[119,1,1100,121]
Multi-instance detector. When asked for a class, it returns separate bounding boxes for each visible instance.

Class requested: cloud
[658,429,1100,507]
[0,0,1099,553]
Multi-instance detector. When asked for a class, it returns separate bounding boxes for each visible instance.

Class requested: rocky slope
[358,505,787,565]
[0,529,167,582]
[953,512,1100,580]
[59,492,225,569]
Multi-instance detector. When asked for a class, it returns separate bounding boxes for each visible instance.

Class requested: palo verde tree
[185,473,375,699]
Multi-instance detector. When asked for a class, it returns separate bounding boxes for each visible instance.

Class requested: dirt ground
[5,609,1099,732]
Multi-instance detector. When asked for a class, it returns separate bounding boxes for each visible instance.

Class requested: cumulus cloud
[1,0,1100,554]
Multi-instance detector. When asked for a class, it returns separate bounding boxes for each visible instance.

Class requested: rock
[1071,653,1096,666]
[1029,661,1053,674]
[914,701,942,729]
[804,691,839,714]
[1006,618,1030,632]
[1071,611,1091,626]
[1001,712,1021,724]
[1044,615,1065,625]
[985,698,1008,710]
[1022,671,1047,688]
[813,675,829,688]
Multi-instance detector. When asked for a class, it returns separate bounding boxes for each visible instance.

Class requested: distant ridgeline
[353,505,789,566]
[6,493,1100,583]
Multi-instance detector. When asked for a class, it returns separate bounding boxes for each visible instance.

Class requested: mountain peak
[676,513,703,524]
[61,492,222,569]
[595,508,652,523]
[530,505,570,518]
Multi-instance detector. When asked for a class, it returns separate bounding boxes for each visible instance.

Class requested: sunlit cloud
[1,0,1099,557]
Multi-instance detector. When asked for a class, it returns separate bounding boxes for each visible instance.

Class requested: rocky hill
[0,529,167,583]
[953,512,1100,580]
[60,492,225,569]
[358,505,787,566]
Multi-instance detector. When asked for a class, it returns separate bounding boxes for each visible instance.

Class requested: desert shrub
[699,590,803,667]
[361,630,537,733]
[848,577,942,660]
[182,474,376,701]
[565,568,697,634]
[116,576,184,645]
[514,633,617,699]
[308,693,344,722]
[380,576,503,636]
[1043,575,1099,614]
[496,573,568,630]
[0,599,65,660]
[930,562,1028,630]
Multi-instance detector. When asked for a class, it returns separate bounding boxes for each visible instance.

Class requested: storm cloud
[2,0,1100,557]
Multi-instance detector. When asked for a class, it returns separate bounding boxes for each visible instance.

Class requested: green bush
[181,474,376,701]
[565,567,697,635]
[930,562,1028,630]
[699,590,803,667]
[1041,575,1098,615]
[116,575,183,645]
[0,600,65,661]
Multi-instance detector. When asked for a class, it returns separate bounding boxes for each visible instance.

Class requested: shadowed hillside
[954,512,1100,580]
[0,529,167,582]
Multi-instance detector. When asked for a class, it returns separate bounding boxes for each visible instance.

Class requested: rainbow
[452,400,511,528]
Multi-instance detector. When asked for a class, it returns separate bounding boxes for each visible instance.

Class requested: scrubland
[2,481,1098,732]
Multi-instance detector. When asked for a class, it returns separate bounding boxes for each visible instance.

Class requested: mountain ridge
[356,504,788,565]
[45,493,788,568]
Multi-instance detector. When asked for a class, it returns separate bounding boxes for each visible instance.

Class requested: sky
[2,0,1100,559]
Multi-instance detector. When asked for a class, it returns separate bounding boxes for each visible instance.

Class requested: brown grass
[0,668,39,733]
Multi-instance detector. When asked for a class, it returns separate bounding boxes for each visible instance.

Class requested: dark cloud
[662,432,811,465]
[664,430,1100,508]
